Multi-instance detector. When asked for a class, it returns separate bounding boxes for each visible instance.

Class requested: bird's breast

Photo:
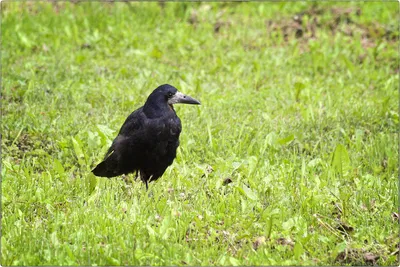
[149,116,181,138]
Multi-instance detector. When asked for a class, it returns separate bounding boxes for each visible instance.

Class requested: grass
[1,1,399,265]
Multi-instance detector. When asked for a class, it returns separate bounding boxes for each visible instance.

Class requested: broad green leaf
[293,242,304,259]
[53,159,65,177]
[18,32,31,47]
[294,82,305,101]
[331,144,351,176]
[278,134,295,145]
[150,47,163,59]
[229,257,240,266]
[87,131,101,150]
[64,244,75,261]
[50,232,59,247]
[106,256,120,265]
[71,136,86,167]
[237,185,258,201]
[282,218,295,230]
[265,218,273,238]
[160,214,171,239]
[265,132,278,147]
[96,124,115,147]
[341,54,355,73]
[308,158,321,167]
[147,225,156,238]
[332,241,348,259]
[86,173,97,195]
[96,124,115,137]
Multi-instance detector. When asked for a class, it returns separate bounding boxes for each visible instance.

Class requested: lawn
[1,1,399,265]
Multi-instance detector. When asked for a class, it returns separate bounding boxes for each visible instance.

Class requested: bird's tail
[92,161,118,178]
[92,147,120,177]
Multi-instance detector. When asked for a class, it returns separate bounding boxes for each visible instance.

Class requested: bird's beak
[168,91,201,105]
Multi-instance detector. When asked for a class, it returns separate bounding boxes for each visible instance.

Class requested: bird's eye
[168,92,174,98]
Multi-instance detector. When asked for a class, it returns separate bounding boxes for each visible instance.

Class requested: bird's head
[144,84,200,117]
[158,84,201,106]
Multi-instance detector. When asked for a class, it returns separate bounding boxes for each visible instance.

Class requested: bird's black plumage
[92,84,200,189]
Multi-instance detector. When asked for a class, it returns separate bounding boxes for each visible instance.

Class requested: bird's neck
[143,98,173,118]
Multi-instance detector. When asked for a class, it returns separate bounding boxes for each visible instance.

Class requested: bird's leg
[122,174,130,184]
[134,170,139,180]
[140,170,150,190]
[146,175,156,191]
[148,174,153,183]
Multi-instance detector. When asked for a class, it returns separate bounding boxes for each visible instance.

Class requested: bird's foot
[122,174,134,185]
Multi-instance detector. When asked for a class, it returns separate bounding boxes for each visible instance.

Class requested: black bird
[92,84,200,189]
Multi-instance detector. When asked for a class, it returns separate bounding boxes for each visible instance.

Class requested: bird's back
[93,106,182,178]
[92,84,200,188]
